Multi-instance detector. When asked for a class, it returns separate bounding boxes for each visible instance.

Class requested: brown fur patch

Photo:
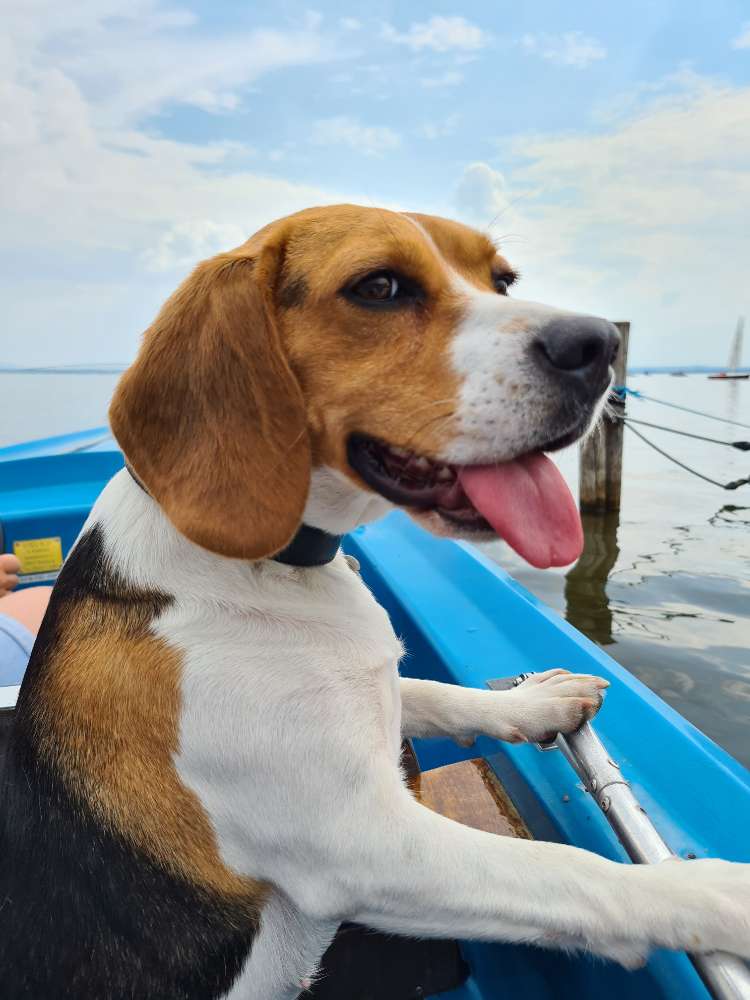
[407,212,514,289]
[30,553,265,906]
[110,248,311,560]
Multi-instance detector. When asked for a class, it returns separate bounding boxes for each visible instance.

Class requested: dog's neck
[124,463,389,567]
[275,466,393,564]
[302,466,393,536]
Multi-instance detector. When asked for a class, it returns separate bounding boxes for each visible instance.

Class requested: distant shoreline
[628,366,750,374]
[1,365,749,376]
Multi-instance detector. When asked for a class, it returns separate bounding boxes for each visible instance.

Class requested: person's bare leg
[0,587,52,636]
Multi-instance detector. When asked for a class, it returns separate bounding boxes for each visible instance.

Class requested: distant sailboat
[708,316,749,379]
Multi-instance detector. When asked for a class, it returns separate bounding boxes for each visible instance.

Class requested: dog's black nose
[535,316,619,391]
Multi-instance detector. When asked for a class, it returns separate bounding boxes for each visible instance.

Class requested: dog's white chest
[162,554,405,888]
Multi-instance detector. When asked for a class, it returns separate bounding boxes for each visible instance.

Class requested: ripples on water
[1,373,749,767]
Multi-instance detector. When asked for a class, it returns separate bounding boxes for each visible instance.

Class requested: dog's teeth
[436,466,453,481]
[389,446,409,458]
[413,456,430,472]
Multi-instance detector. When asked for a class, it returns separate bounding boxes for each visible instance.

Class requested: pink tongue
[459,454,583,569]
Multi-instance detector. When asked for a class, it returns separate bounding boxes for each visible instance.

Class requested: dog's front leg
[339,783,750,969]
[400,669,608,746]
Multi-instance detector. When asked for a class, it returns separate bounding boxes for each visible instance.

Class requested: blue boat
[1,428,749,999]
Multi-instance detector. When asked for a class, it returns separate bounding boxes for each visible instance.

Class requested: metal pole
[558,721,750,999]
[487,675,750,999]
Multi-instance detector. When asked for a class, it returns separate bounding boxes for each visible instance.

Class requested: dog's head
[110,205,617,567]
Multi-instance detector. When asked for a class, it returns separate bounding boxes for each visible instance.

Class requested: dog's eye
[492,272,516,296]
[349,271,400,303]
[344,269,424,309]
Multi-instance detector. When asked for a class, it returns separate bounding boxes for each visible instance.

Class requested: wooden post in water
[579,321,630,513]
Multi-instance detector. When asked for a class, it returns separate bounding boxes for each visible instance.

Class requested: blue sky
[3,0,750,366]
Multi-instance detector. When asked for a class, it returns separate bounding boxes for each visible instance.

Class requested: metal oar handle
[560,720,750,1000]
[488,674,750,1000]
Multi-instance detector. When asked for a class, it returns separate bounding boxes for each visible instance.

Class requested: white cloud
[521,31,606,68]
[456,163,513,221]
[340,17,361,31]
[731,22,750,48]
[141,219,249,271]
[311,116,400,155]
[2,4,335,126]
[455,75,750,365]
[420,70,464,88]
[383,16,487,53]
[0,1,363,365]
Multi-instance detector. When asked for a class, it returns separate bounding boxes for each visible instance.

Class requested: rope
[614,387,750,430]
[622,417,750,451]
[624,423,749,490]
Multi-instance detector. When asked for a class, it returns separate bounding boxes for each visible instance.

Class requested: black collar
[271,524,342,567]
[125,463,341,567]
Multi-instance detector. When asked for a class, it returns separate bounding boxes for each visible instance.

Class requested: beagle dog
[1,206,748,1000]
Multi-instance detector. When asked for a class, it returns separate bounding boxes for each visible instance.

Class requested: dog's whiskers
[404,398,455,418]
[403,410,457,450]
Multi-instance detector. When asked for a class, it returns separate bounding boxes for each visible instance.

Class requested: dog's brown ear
[109,241,311,560]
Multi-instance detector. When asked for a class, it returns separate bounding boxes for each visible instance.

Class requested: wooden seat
[403,746,532,840]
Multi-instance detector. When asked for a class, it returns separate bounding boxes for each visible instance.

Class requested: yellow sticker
[13,537,64,575]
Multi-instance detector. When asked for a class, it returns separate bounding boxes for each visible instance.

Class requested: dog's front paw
[653,857,750,958]
[590,857,750,967]
[552,858,750,970]
[502,669,609,743]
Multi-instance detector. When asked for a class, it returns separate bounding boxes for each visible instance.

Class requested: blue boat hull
[2,431,749,998]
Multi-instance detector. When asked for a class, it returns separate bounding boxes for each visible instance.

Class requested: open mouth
[347,435,490,527]
[347,432,585,569]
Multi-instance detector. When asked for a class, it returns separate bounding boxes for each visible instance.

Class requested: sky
[2,0,750,368]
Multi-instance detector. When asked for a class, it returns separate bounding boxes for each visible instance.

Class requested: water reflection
[708,504,750,527]
[562,507,748,648]
[564,512,620,645]
[727,379,740,422]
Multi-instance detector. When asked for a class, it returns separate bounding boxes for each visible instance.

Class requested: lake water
[1,373,749,767]
[482,375,750,769]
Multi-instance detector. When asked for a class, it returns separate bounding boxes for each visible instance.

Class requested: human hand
[0,553,21,596]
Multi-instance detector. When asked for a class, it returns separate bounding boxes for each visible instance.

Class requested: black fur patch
[278,274,309,309]
[0,527,258,999]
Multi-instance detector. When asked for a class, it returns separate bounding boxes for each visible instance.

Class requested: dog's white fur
[84,466,750,1000]
[450,284,578,463]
